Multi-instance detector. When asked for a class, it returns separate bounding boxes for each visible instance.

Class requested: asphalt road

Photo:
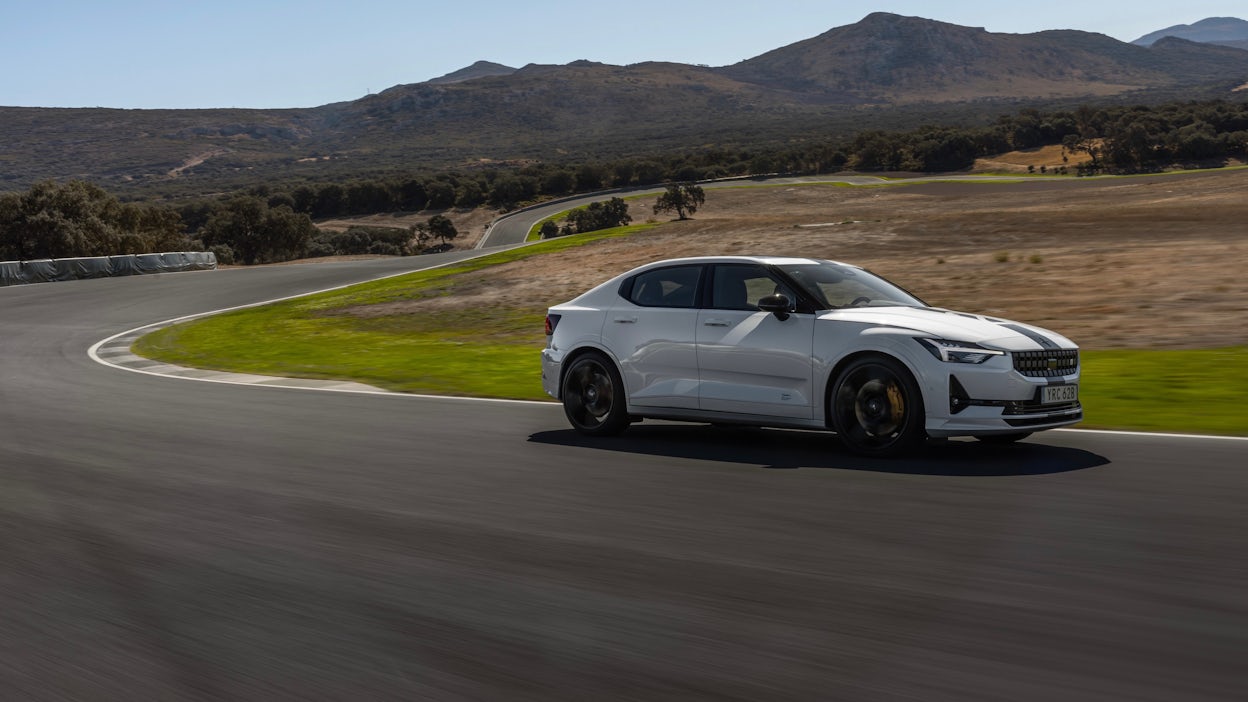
[2,256,1246,701]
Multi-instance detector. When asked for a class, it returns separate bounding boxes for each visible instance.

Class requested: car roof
[632,255,848,269]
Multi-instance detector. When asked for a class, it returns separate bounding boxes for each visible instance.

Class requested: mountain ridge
[1132,17,1248,47]
[3,13,1247,195]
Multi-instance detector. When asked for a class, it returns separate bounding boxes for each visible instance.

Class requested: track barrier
[0,251,217,287]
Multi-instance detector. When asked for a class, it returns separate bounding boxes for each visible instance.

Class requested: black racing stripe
[1001,323,1060,349]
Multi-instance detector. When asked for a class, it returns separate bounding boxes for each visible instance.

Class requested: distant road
[480,173,1081,247]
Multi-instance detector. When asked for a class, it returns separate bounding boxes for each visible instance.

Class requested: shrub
[208,244,235,265]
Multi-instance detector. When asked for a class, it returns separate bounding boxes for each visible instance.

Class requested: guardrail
[0,251,217,287]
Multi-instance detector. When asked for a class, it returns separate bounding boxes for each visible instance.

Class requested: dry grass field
[431,169,1247,350]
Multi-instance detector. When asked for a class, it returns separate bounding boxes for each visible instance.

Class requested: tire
[831,355,926,457]
[561,353,630,436]
[975,432,1032,444]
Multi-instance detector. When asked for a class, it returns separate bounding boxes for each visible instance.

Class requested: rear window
[623,265,703,308]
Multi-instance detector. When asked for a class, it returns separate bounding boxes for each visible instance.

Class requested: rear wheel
[561,353,630,436]
[831,355,926,457]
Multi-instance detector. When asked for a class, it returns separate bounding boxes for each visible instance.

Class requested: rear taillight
[544,314,561,336]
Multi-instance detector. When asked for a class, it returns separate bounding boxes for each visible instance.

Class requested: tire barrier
[0,251,217,287]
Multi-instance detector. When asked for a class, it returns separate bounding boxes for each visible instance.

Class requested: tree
[634,161,666,185]
[851,131,906,171]
[395,178,428,211]
[427,214,458,246]
[454,180,486,208]
[565,197,631,233]
[311,183,346,218]
[199,197,316,264]
[0,180,187,260]
[1062,134,1104,171]
[540,169,576,197]
[424,180,456,210]
[652,183,706,221]
[912,131,979,172]
[345,181,392,214]
[489,175,534,209]
[411,222,432,249]
[574,163,609,192]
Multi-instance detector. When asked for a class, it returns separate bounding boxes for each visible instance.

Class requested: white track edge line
[88,252,557,407]
[1054,427,1248,442]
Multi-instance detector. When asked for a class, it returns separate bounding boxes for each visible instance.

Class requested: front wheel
[561,353,630,436]
[831,356,926,457]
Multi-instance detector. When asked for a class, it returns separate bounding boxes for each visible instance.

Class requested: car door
[696,263,815,418]
[601,264,703,409]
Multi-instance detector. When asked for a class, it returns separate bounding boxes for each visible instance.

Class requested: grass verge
[1079,347,1248,435]
[134,226,1247,436]
[134,224,653,399]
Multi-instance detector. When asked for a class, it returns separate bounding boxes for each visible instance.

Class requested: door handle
[613,317,637,324]
[703,319,731,327]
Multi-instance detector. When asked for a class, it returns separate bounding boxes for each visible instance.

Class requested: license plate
[1043,384,1078,404]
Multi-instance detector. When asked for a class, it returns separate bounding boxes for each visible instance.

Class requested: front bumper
[920,355,1082,437]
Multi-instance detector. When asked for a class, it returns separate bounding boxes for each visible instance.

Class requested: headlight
[917,338,1004,364]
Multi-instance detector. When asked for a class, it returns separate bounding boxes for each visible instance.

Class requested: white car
[542,256,1081,456]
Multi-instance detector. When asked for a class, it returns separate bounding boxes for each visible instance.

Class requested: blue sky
[2,0,1243,109]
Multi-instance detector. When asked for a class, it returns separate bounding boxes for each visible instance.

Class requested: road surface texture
[2,254,1245,701]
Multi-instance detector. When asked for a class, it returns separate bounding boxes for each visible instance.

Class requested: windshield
[776,261,925,310]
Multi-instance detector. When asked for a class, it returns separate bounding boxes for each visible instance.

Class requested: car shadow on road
[528,424,1109,476]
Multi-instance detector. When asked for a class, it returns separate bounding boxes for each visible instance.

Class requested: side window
[709,264,794,310]
[626,265,703,308]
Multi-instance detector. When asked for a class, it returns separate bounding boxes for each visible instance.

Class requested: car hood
[819,306,1077,351]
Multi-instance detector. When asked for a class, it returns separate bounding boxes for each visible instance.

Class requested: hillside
[1132,17,1248,47]
[426,61,518,85]
[720,13,1248,101]
[3,13,1247,197]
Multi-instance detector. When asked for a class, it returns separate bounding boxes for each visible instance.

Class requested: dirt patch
[973,144,1091,173]
[316,208,494,248]
[411,169,1248,350]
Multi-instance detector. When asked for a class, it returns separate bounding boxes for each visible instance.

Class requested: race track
[2,254,1245,701]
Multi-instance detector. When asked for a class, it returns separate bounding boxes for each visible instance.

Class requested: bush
[208,244,235,265]
[564,197,632,233]
[308,225,413,257]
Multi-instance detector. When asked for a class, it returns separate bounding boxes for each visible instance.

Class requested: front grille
[1012,349,1079,377]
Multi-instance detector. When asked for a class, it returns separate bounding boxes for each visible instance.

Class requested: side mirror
[757,293,792,321]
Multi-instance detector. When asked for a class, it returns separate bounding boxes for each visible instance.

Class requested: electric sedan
[542,256,1081,456]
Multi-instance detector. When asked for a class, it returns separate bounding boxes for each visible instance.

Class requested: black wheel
[975,432,1032,444]
[561,353,630,436]
[831,355,926,456]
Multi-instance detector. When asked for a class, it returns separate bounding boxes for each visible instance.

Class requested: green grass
[526,193,656,241]
[133,225,1248,436]
[1079,348,1248,435]
[134,223,655,399]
